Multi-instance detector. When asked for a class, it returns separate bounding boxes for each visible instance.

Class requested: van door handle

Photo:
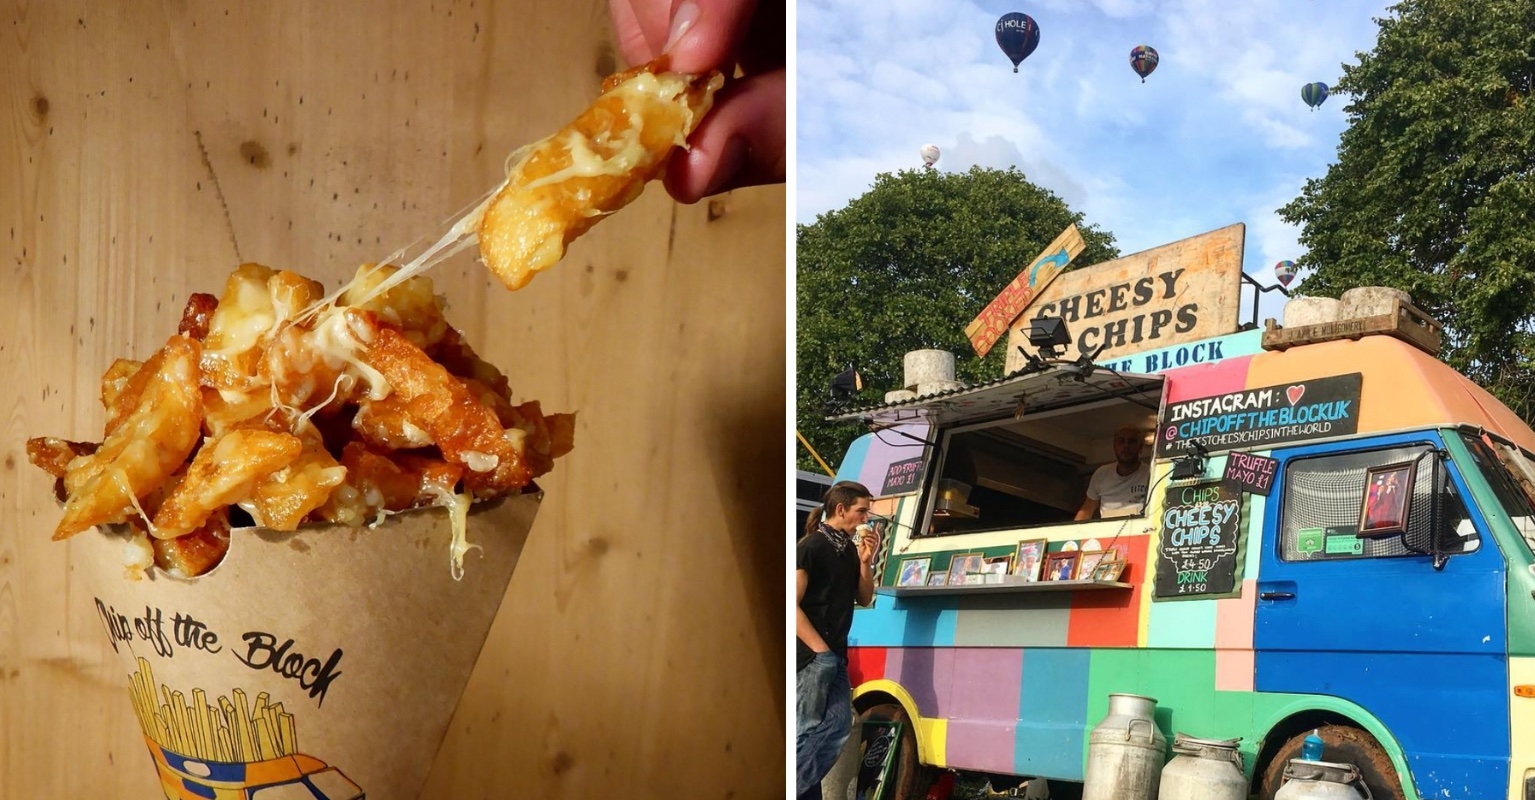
[1259,591,1296,601]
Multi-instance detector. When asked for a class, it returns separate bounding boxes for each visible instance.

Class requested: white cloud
[796,0,1398,293]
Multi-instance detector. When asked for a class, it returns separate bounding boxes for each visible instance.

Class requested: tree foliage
[796,167,1118,473]
[1279,0,1535,418]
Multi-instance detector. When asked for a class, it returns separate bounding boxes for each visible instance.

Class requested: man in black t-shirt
[795,481,877,800]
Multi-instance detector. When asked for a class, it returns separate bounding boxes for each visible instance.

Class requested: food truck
[823,224,1535,800]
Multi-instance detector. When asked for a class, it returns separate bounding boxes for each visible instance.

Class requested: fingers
[606,0,784,202]
[608,0,763,76]
[607,0,661,67]
[856,533,881,564]
[663,0,760,76]
[663,68,785,203]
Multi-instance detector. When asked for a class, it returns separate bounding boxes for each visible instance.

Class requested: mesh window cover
[1280,446,1471,562]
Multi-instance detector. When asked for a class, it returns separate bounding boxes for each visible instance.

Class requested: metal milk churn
[1157,734,1246,800]
[1275,760,1373,800]
[1083,693,1167,800]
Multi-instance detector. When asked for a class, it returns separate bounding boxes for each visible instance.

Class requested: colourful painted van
[828,321,1535,799]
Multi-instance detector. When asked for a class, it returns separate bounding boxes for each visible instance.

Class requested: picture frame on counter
[898,557,932,587]
[1044,551,1080,581]
[1091,560,1127,582]
[946,552,986,586]
[1013,538,1048,582]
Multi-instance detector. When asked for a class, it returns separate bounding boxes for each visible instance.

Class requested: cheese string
[296,69,707,324]
[296,181,505,328]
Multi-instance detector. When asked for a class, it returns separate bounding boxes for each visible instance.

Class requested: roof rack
[1261,295,1442,356]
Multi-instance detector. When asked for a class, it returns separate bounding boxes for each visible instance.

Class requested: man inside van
[1074,425,1150,520]
[796,481,878,800]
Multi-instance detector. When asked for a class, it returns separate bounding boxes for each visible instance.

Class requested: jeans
[796,651,852,796]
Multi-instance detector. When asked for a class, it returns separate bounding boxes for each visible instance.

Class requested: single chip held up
[476,58,723,291]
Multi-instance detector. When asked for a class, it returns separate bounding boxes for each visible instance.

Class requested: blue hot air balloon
[1129,45,1159,83]
[1275,260,1298,287]
[1302,82,1330,111]
[995,12,1041,73]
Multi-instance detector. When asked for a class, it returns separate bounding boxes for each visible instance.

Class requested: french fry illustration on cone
[129,657,363,800]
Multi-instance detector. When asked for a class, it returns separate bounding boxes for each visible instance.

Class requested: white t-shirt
[1086,461,1150,518]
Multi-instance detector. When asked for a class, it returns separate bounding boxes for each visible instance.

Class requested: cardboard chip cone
[75,490,541,800]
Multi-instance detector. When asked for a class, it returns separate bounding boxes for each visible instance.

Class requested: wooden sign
[965,225,1086,358]
[1153,482,1243,600]
[1003,223,1245,374]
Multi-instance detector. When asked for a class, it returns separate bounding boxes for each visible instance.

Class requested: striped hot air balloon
[1302,82,1330,111]
[1129,45,1159,83]
[1275,260,1298,287]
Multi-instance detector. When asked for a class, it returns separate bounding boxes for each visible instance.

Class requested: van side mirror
[1390,448,1461,570]
[1427,448,1457,571]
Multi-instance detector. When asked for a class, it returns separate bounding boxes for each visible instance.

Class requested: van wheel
[854,703,932,800]
[1258,724,1404,800]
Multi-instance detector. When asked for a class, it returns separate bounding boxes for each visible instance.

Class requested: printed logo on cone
[77,495,542,800]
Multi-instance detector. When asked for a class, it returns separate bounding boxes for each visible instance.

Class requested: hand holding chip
[608,0,785,202]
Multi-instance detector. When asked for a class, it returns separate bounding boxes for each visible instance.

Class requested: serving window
[921,396,1160,537]
[826,365,1165,540]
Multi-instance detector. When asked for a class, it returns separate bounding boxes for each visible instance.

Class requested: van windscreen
[1459,431,1535,557]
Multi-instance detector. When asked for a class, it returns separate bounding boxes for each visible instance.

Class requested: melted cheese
[117,469,160,537]
[517,72,700,194]
[123,531,155,581]
[424,485,479,581]
[308,310,392,401]
[397,420,433,448]
[520,123,646,192]
[461,450,499,472]
[206,278,277,359]
[302,187,497,329]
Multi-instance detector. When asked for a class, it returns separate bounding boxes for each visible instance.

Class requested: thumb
[664,69,785,202]
[663,0,761,75]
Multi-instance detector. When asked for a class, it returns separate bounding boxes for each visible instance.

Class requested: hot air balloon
[995,12,1040,73]
[1129,45,1159,83]
[1302,82,1329,111]
[920,144,941,169]
[1275,260,1298,287]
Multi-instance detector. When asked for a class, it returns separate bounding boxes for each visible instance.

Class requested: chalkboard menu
[878,456,925,497]
[1153,482,1244,600]
[1223,451,1279,496]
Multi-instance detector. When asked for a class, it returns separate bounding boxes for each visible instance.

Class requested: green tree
[1279,0,1535,418]
[796,166,1118,473]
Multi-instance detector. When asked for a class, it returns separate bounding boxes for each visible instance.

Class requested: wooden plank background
[0,1,786,797]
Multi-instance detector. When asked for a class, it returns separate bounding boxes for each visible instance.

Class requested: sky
[795,0,1399,324]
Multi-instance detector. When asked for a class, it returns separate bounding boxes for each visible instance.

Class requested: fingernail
[664,0,701,55]
[699,136,748,199]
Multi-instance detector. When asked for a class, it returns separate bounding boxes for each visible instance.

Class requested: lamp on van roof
[827,366,865,413]
[1027,316,1072,359]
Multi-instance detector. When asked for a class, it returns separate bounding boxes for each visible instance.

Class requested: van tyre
[855,703,932,800]
[1259,725,1404,800]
